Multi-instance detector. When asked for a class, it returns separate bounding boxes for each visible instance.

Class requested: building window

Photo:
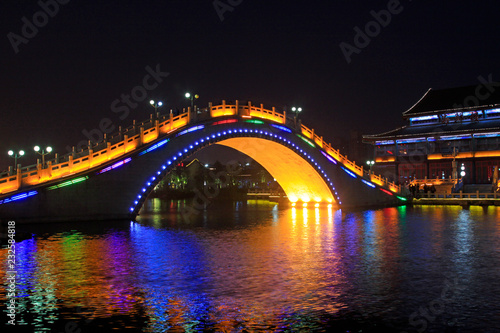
[407,142,427,155]
[398,163,426,183]
[476,138,500,151]
[375,144,395,157]
[476,160,500,184]
[430,162,452,179]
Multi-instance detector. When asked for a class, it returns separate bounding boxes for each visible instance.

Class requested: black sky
[1,0,500,170]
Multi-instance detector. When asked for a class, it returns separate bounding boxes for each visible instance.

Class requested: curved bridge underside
[0,103,406,222]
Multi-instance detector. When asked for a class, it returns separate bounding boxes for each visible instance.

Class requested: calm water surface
[1,200,500,332]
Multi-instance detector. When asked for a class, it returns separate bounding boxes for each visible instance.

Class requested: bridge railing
[299,122,402,195]
[0,100,403,197]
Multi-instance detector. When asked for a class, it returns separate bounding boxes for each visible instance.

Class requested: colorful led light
[97,157,132,174]
[341,166,357,178]
[176,125,204,137]
[138,139,169,156]
[361,179,376,188]
[380,188,393,196]
[47,176,89,191]
[297,134,316,148]
[0,190,38,205]
[212,119,238,125]
[271,124,292,133]
[321,150,337,164]
[244,119,265,124]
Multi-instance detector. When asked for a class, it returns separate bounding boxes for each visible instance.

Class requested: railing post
[235,100,239,115]
[106,142,111,159]
[68,155,73,172]
[16,165,22,189]
[169,113,174,131]
[47,161,52,179]
[187,107,191,123]
[88,149,93,166]
[282,110,286,124]
[139,127,144,145]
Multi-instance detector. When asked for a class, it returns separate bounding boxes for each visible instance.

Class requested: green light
[244,119,265,124]
[47,176,89,191]
[397,196,407,201]
[297,134,316,148]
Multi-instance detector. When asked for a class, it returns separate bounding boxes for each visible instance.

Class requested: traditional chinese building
[363,84,500,186]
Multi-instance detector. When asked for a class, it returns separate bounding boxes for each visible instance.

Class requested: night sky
[2,0,500,170]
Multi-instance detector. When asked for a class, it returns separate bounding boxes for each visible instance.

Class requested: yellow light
[327,204,333,208]
[217,138,334,205]
[314,203,320,207]
[303,203,308,207]
[291,202,296,207]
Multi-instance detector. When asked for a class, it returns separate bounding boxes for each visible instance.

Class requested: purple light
[321,151,337,164]
[98,157,132,174]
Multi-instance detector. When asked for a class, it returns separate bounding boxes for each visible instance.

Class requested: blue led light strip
[176,125,205,137]
[138,139,169,156]
[0,190,38,205]
[271,124,292,133]
[341,166,357,178]
[361,179,376,188]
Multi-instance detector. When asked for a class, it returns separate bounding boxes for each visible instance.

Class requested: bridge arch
[127,125,339,216]
[0,101,405,222]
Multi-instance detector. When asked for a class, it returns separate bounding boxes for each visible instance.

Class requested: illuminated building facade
[363,84,500,185]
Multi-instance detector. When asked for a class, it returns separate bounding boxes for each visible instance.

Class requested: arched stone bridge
[0,101,407,222]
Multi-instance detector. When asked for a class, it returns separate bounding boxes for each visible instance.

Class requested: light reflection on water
[1,202,500,332]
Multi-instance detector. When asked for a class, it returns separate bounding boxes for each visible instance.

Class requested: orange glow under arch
[217,137,334,203]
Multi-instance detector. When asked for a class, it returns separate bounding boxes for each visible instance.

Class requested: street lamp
[460,163,466,178]
[34,145,52,167]
[185,92,199,109]
[8,149,25,170]
[149,100,163,113]
[366,160,375,171]
[291,107,302,119]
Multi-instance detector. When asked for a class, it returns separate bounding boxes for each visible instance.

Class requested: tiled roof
[403,84,500,117]
[363,118,500,141]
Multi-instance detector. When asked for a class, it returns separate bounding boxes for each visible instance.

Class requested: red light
[212,119,238,125]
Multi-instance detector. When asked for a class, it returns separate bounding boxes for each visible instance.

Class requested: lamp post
[149,100,163,113]
[8,149,25,171]
[460,163,466,178]
[366,160,375,171]
[291,107,302,119]
[34,146,52,167]
[185,93,199,109]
